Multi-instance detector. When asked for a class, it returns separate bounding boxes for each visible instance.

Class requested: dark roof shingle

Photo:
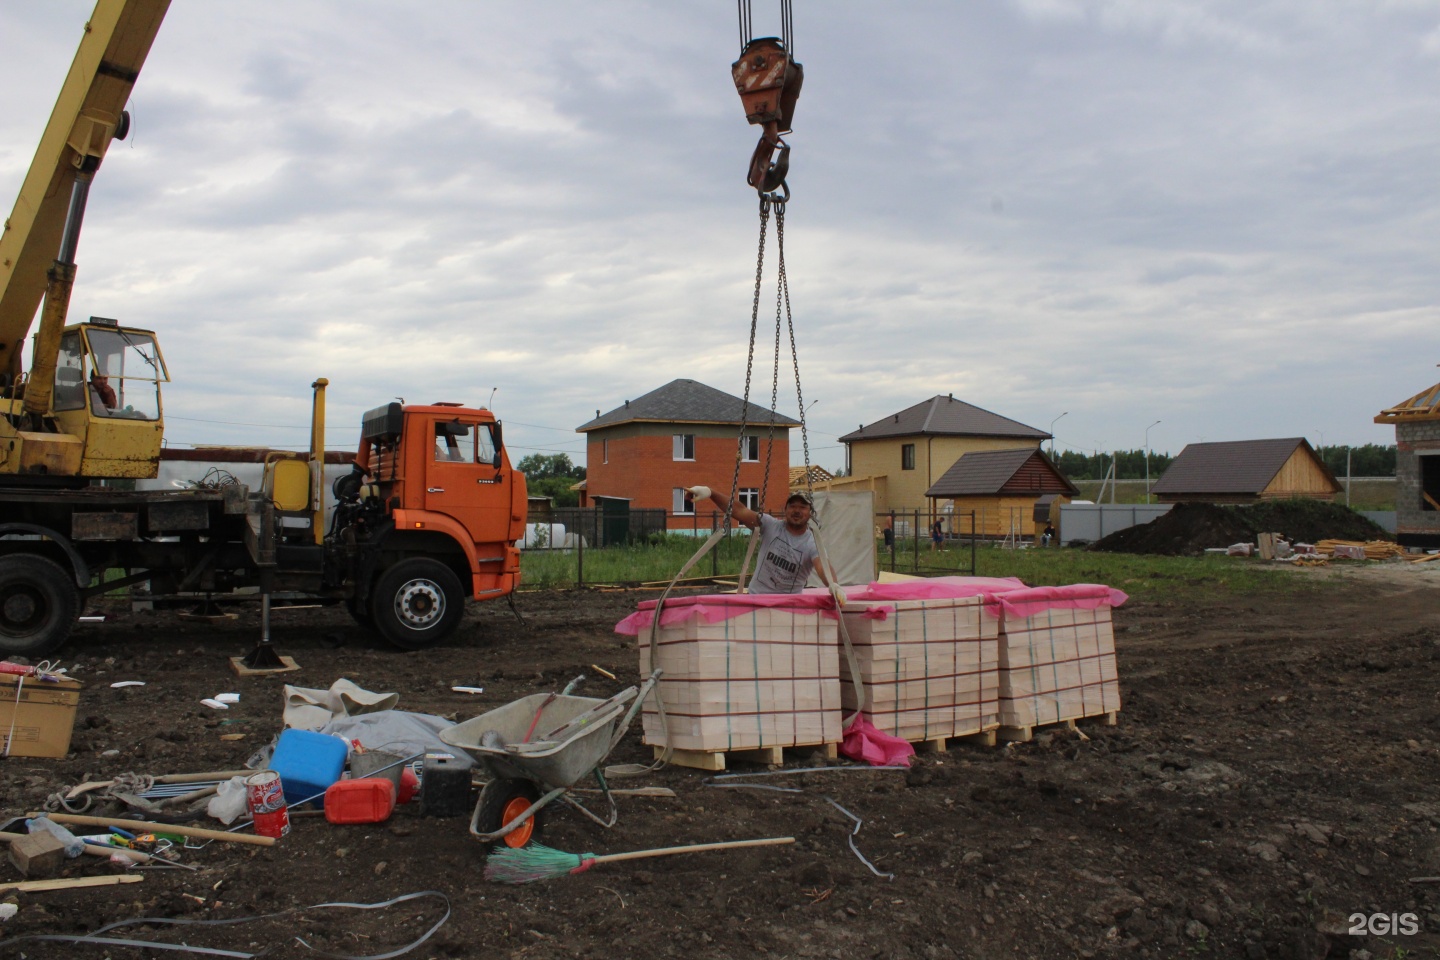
[925,448,1078,497]
[839,395,1047,442]
[577,379,800,432]
[1150,438,1330,495]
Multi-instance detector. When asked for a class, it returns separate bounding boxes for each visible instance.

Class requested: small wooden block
[915,737,948,754]
[956,729,998,747]
[727,745,785,766]
[9,832,67,878]
[658,746,727,771]
[228,655,302,677]
[997,725,1035,743]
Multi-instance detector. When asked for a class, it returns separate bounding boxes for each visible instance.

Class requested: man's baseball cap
[785,491,814,507]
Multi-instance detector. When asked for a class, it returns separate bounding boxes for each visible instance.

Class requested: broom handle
[590,836,793,865]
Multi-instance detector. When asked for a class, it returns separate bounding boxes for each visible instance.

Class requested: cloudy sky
[2,1,1437,473]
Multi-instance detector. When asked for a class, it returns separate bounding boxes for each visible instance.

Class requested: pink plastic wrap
[839,712,915,767]
[613,578,1127,635]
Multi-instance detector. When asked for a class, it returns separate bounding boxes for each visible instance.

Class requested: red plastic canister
[323,778,397,824]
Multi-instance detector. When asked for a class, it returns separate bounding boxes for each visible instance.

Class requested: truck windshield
[83,328,167,421]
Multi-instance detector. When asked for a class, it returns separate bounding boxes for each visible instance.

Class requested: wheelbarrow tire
[478,779,544,848]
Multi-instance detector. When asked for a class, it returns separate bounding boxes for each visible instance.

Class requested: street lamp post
[1144,420,1162,505]
[1048,412,1068,459]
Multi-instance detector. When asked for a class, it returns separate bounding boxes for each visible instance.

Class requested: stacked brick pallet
[996,596,1121,739]
[616,579,1125,765]
[631,597,841,769]
[838,594,1000,746]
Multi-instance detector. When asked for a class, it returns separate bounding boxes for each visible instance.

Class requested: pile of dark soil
[1090,499,1390,556]
[1089,502,1253,556]
[1241,497,1387,543]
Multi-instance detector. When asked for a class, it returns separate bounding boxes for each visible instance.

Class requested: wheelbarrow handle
[611,670,663,754]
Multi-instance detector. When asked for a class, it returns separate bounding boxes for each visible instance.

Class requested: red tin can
[246,770,290,839]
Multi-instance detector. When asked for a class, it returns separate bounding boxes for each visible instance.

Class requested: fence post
[970,510,977,575]
[712,514,719,578]
[888,509,896,572]
[576,516,584,588]
[912,508,920,572]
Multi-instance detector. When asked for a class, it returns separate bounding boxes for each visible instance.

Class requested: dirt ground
[4,562,1440,960]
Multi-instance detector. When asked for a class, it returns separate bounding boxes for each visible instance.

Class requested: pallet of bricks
[836,586,1001,750]
[994,586,1125,742]
[618,594,842,771]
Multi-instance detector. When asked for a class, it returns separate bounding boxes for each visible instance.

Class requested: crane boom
[0,0,169,381]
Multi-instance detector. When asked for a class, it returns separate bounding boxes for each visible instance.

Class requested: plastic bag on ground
[25,815,85,857]
[839,713,915,767]
[207,775,250,824]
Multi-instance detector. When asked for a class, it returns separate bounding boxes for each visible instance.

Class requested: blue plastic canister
[268,729,348,807]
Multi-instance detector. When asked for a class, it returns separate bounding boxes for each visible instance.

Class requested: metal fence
[877,509,978,576]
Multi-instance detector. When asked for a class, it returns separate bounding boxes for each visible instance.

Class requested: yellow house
[822,395,1050,516]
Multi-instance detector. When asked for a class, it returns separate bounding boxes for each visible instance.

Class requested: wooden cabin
[1149,438,1339,504]
[1375,378,1440,548]
[925,448,1078,539]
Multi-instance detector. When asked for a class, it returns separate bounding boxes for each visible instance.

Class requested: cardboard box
[0,673,83,759]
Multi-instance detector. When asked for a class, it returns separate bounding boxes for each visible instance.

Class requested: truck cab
[333,401,528,648]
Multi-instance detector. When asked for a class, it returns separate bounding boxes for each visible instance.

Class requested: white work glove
[686,485,712,501]
[828,582,848,608]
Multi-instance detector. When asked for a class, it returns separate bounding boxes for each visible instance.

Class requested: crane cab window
[79,327,167,420]
[433,419,498,465]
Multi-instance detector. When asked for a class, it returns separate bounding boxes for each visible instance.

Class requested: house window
[673,434,695,461]
[673,487,695,515]
[740,436,759,462]
[739,488,760,510]
[602,439,608,464]
[1422,456,1440,511]
[901,443,915,471]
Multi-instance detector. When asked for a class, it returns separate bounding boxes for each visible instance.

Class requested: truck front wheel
[371,558,465,650]
[0,555,80,657]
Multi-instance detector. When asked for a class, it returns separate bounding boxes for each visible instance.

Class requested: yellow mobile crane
[0,0,170,481]
[0,1,528,659]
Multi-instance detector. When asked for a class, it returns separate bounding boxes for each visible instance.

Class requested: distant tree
[516,452,585,507]
[1317,444,1395,477]
[516,453,586,482]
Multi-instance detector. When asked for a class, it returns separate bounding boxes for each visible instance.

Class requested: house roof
[925,448,1079,498]
[788,464,833,486]
[839,395,1048,442]
[1375,379,1440,424]
[1150,438,1337,495]
[576,379,801,432]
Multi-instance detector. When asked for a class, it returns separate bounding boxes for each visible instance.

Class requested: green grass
[520,535,1315,603]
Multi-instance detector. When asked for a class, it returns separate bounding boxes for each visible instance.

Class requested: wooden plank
[0,874,143,894]
[998,712,1117,743]
[656,741,840,772]
[38,812,275,847]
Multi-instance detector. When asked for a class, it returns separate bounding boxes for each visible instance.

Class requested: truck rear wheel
[371,558,464,650]
[0,555,80,658]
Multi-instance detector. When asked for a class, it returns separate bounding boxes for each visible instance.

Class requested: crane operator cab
[48,316,168,479]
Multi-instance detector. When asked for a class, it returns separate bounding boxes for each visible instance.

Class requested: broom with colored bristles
[485,836,794,884]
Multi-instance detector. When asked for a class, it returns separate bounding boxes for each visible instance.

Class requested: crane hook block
[732,37,803,132]
[732,37,803,193]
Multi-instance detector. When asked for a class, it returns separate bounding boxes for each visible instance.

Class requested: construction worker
[89,372,117,412]
[686,485,835,596]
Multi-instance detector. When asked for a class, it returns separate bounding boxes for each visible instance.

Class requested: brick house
[824,395,1050,516]
[1375,378,1440,548]
[576,379,799,530]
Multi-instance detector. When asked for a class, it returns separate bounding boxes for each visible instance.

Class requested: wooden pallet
[655,741,839,772]
[997,711,1118,743]
[911,726,1001,752]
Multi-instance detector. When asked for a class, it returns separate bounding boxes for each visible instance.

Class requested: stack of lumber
[638,602,841,754]
[998,603,1120,732]
[1314,539,1404,560]
[838,595,999,742]
[1406,552,1440,564]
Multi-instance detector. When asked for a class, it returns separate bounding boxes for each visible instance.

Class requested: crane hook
[731,36,802,195]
